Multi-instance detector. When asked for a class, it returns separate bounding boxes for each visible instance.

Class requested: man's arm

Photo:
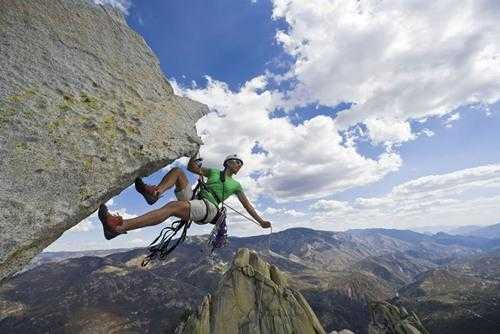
[187,150,210,177]
[236,191,271,228]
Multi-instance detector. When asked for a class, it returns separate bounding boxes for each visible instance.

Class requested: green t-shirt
[199,168,243,207]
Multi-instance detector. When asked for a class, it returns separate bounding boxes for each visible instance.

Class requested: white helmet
[223,154,244,168]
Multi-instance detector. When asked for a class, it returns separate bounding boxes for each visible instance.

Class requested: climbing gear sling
[203,171,228,254]
[141,171,228,266]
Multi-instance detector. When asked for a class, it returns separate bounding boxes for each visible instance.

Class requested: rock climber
[98,151,272,240]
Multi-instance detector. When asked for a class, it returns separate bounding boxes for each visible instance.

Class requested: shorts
[175,185,218,224]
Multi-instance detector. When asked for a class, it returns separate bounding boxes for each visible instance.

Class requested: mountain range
[1,227,499,333]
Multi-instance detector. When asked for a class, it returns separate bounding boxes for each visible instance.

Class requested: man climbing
[98,151,271,240]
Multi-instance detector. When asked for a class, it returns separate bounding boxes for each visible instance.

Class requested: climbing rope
[141,219,191,267]
[221,201,273,255]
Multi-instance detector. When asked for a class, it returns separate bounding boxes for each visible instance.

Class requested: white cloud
[310,199,352,213]
[419,129,435,138]
[68,217,96,233]
[444,113,461,128]
[93,0,132,14]
[172,76,402,202]
[114,208,138,220]
[131,238,146,245]
[271,0,500,143]
[309,164,500,230]
[171,0,500,203]
[263,207,306,217]
[364,118,415,146]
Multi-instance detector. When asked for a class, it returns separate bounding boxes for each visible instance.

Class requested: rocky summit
[176,248,326,334]
[368,301,429,334]
[0,0,208,282]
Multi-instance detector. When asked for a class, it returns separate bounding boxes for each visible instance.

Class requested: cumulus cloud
[271,0,500,143]
[68,216,96,233]
[309,164,500,230]
[444,112,461,128]
[310,199,352,213]
[93,0,132,14]
[264,207,306,217]
[170,0,500,204]
[364,118,415,146]
[172,76,401,202]
[419,128,435,138]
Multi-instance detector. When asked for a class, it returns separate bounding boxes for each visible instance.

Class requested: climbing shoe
[135,177,159,205]
[98,204,126,240]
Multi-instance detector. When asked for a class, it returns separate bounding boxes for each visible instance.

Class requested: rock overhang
[0,0,209,282]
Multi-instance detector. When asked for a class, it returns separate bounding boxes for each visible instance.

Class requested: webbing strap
[197,171,226,208]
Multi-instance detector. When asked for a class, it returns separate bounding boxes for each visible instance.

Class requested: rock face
[0,0,208,282]
[368,301,429,334]
[176,248,326,334]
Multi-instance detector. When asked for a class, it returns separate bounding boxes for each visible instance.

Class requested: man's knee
[172,167,188,188]
[167,200,190,219]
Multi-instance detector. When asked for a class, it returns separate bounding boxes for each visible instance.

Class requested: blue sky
[47,0,500,251]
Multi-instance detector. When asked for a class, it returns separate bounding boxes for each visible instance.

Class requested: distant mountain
[411,225,482,235]
[420,223,500,239]
[22,248,134,272]
[464,223,500,239]
[1,227,499,333]
[444,225,483,235]
[449,248,500,280]
[431,232,500,251]
[396,263,500,334]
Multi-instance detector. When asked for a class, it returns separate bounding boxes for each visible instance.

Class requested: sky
[47,0,500,251]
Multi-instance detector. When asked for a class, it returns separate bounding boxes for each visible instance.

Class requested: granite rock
[0,0,208,282]
[176,248,326,334]
[368,301,429,334]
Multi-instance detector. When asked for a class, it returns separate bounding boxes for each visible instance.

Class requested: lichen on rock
[176,248,326,334]
[0,0,208,282]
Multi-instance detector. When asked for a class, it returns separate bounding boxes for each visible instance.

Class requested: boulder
[368,301,429,334]
[176,248,326,334]
[0,0,208,282]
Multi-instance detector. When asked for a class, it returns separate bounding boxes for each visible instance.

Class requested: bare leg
[156,167,189,195]
[116,200,190,233]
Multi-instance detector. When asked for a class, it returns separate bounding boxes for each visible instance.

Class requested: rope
[141,219,191,267]
[198,172,273,255]
[222,201,273,254]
